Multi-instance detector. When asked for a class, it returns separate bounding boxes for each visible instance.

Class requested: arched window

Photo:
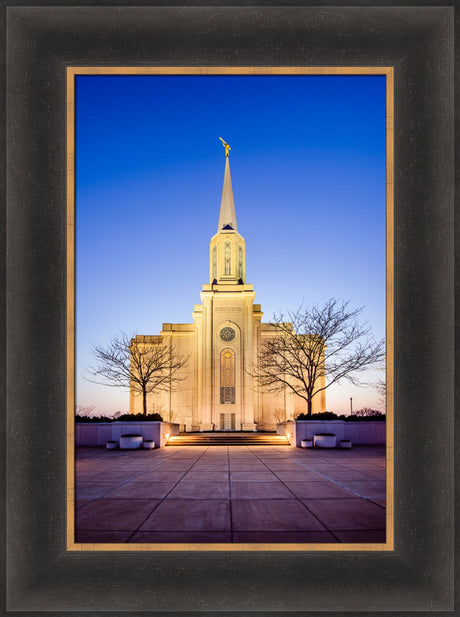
[212,246,217,280]
[220,348,235,404]
[238,245,243,280]
[224,241,231,275]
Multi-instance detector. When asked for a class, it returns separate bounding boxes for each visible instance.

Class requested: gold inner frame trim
[66,66,394,553]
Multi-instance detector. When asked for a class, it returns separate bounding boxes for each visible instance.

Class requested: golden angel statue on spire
[219,137,231,157]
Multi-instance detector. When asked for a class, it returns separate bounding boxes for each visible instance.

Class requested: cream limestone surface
[130,150,325,431]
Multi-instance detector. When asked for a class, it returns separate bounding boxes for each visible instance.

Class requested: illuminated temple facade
[129,150,325,431]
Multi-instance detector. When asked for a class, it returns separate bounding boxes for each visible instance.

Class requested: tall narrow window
[224,241,231,275]
[212,246,217,280]
[220,348,235,404]
[238,245,243,280]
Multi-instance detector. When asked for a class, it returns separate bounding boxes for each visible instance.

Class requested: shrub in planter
[296,412,339,421]
[76,415,113,423]
[75,412,164,423]
[344,414,386,422]
[116,413,163,422]
[293,412,386,423]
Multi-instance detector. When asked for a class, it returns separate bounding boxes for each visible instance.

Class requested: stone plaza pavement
[75,444,386,544]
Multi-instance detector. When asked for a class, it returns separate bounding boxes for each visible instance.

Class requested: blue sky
[75,74,386,415]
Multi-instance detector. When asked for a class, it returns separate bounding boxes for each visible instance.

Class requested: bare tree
[273,408,287,424]
[354,407,385,417]
[375,365,387,411]
[87,333,188,415]
[253,299,385,417]
[75,404,96,418]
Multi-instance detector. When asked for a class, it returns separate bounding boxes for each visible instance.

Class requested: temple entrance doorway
[220,412,236,431]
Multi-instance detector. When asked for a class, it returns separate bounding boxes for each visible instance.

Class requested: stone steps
[167,432,290,446]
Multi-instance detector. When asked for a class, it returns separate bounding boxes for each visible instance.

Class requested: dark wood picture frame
[3,4,454,614]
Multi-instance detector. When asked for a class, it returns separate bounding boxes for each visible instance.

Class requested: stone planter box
[314,434,336,448]
[120,434,143,449]
[340,439,352,449]
[75,422,180,449]
[301,439,313,448]
[143,440,155,449]
[279,420,385,448]
[106,441,118,450]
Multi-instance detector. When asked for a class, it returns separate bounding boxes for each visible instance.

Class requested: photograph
[69,69,392,549]
[4,4,453,612]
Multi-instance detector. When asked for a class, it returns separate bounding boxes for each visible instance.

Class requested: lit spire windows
[212,246,217,280]
[224,241,231,275]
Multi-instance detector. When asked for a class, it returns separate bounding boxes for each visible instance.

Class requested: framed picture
[4,4,454,614]
[67,66,392,552]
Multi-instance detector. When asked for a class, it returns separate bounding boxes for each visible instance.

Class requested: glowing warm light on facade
[129,147,326,430]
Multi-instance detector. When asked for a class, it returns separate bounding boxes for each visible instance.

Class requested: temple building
[129,144,325,431]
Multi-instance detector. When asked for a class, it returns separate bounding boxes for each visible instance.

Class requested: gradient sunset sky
[75,74,386,416]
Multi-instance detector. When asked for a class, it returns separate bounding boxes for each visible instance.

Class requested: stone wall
[75,421,180,448]
[277,420,386,447]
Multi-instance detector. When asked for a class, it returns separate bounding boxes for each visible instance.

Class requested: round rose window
[220,327,236,342]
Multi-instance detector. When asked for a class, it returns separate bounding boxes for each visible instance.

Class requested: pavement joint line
[129,445,231,539]
[76,467,150,501]
[366,498,386,510]
[227,446,234,542]
[103,447,213,541]
[75,446,386,542]
[327,529,341,542]
[76,447,206,512]
[248,447,338,533]
[293,461,385,501]
[242,447,385,536]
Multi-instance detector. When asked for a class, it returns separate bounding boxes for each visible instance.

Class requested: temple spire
[217,139,237,232]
